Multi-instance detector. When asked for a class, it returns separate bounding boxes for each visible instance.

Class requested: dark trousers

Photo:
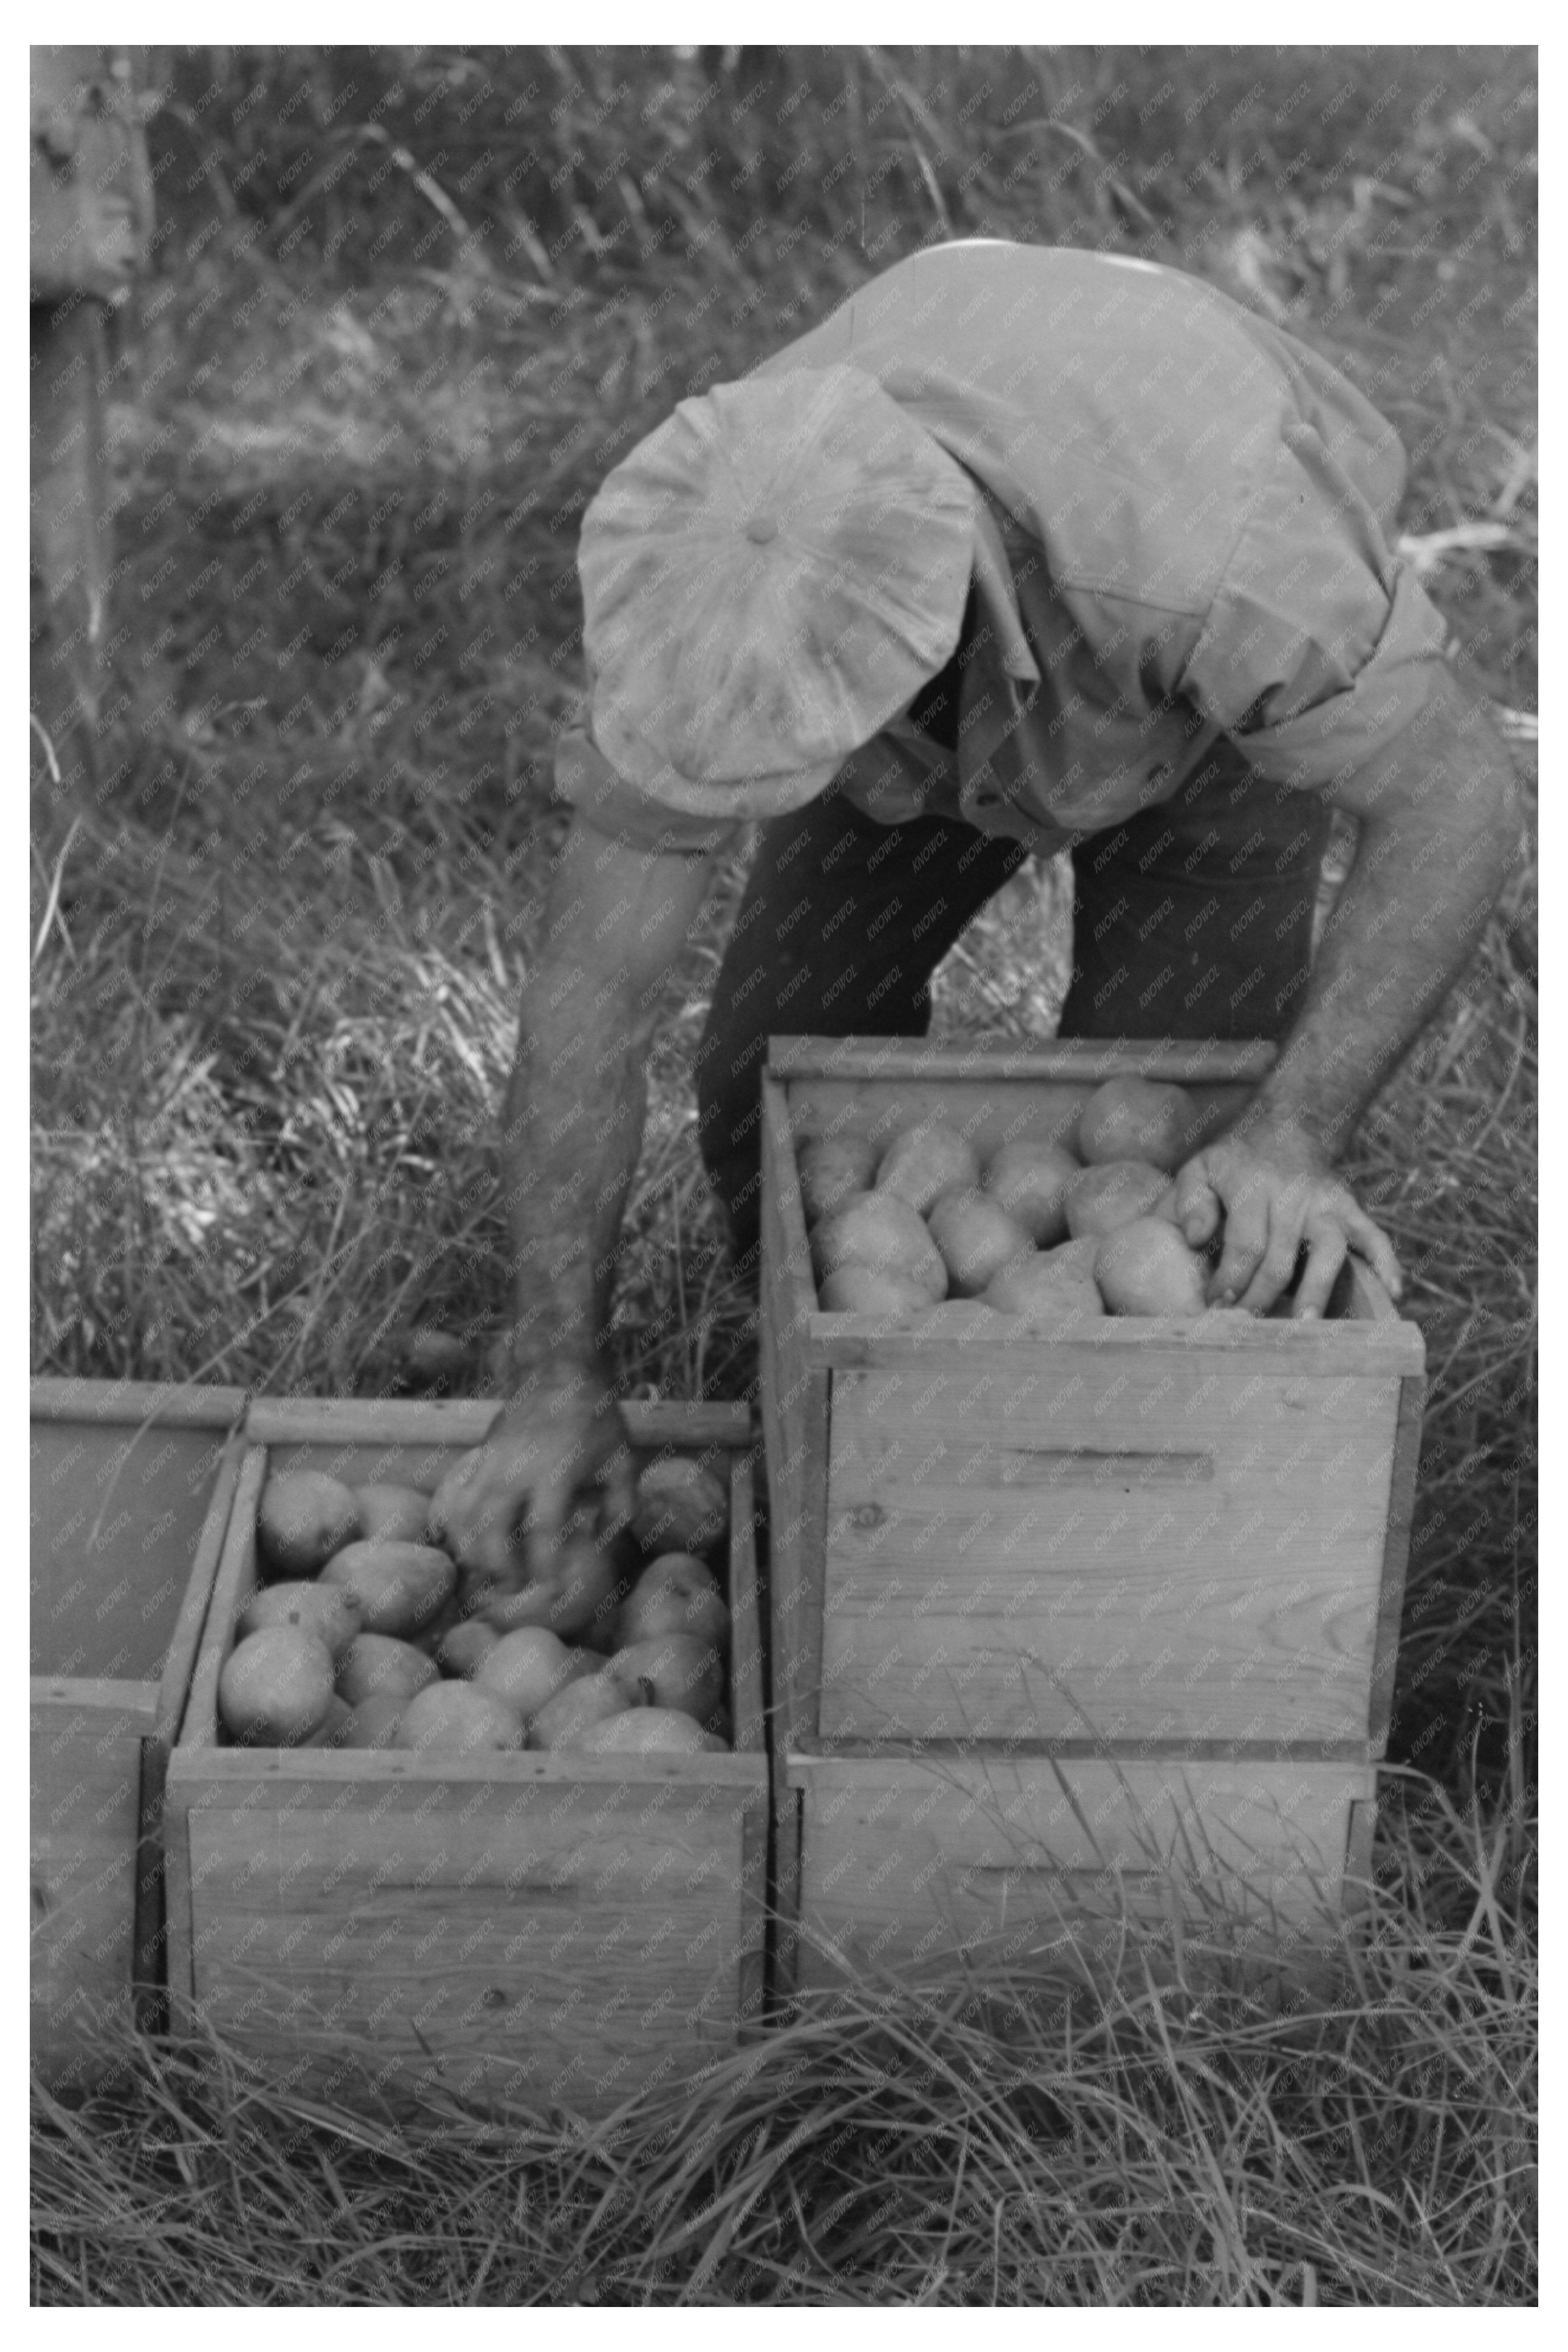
[693,744,1333,1267]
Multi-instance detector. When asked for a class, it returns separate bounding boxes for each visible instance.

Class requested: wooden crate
[777,1741,1378,1993]
[760,1037,1425,1753]
[31,1378,247,2083]
[165,1397,768,2117]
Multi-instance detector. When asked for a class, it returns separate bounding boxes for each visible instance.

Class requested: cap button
[743,513,779,546]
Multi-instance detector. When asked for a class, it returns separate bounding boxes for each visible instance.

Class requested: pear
[353,1481,432,1545]
[528,1670,640,1751]
[926,1188,1033,1296]
[982,1138,1081,1246]
[320,1539,455,1638]
[797,1133,879,1225]
[818,1262,934,1318]
[394,1682,523,1755]
[631,1457,730,1558]
[297,1695,357,1750]
[1076,1076,1201,1172]
[436,1619,500,1679]
[574,1708,727,1757]
[475,1627,597,1725]
[1064,1160,1175,1240]
[335,1631,439,1709]
[874,1118,981,1214]
[342,1691,408,1750]
[1094,1217,1209,1316]
[982,1250,1107,1327]
[617,1553,731,1651]
[238,1578,361,1663]
[609,1634,725,1725]
[812,1192,947,1301]
[257,1472,361,1578]
[219,1626,336,1746]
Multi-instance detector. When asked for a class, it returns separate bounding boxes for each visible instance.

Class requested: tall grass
[32,1761,1534,2305]
[31,45,1535,2305]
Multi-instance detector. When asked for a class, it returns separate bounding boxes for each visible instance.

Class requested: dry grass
[31,45,1535,2306]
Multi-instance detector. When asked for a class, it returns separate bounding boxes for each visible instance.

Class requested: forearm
[500,969,648,1378]
[1249,684,1517,1154]
[494,819,716,1386]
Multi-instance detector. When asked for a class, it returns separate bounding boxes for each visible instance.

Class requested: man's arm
[429,819,718,1573]
[1176,667,1519,1314]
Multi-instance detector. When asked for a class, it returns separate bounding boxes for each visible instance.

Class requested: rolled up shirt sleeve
[553,718,743,856]
[1175,424,1452,792]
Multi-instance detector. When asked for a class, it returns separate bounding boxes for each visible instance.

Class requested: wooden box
[760,1038,1425,1753]
[165,1398,768,2118]
[777,1743,1378,1993]
[31,1378,247,2082]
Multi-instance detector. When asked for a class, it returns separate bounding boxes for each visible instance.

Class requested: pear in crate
[436,1618,500,1679]
[610,1634,724,1725]
[982,1138,1080,1246]
[982,1239,1106,1326]
[528,1670,641,1751]
[812,1192,947,1301]
[342,1692,408,1750]
[297,1696,356,1750]
[1095,1217,1209,1316]
[1064,1161,1176,1240]
[1076,1076,1202,1172]
[335,1632,438,1709]
[617,1553,730,1652]
[874,1118,980,1214]
[220,1626,336,1746]
[797,1133,878,1225]
[926,1188,1033,1296]
[320,1539,456,1638]
[474,1627,596,1727]
[575,1708,727,1757]
[630,1457,730,1559]
[353,1481,432,1545]
[238,1579,361,1663]
[257,1472,361,1577]
[394,1681,523,1755]
[817,1264,934,1319]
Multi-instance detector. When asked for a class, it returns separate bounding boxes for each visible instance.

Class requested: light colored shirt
[557,240,1450,856]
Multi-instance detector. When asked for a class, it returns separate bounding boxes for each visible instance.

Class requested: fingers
[1287,1215,1346,1321]
[524,1470,569,1579]
[1172,1160,1223,1250]
[1341,1202,1404,1301]
[1205,1173,1271,1306]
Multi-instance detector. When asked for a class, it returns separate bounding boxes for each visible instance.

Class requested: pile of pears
[802,1076,1228,1327]
[218,1453,734,1760]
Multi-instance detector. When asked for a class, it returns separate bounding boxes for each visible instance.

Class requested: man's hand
[1171,1116,1403,1319]
[428,1367,634,1581]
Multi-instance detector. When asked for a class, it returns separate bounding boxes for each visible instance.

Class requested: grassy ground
[31,46,1535,2305]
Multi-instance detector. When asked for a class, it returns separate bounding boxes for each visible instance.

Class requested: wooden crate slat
[30,1377,247,1429]
[766,1036,1279,1082]
[816,1357,1404,1743]
[786,1752,1374,1989]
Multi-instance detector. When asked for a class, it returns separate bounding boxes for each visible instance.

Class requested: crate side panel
[32,1420,239,1683]
[185,1784,753,2113]
[793,1755,1369,1986]
[31,1704,145,2079]
[760,1075,831,1749]
[819,1363,1401,1741]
